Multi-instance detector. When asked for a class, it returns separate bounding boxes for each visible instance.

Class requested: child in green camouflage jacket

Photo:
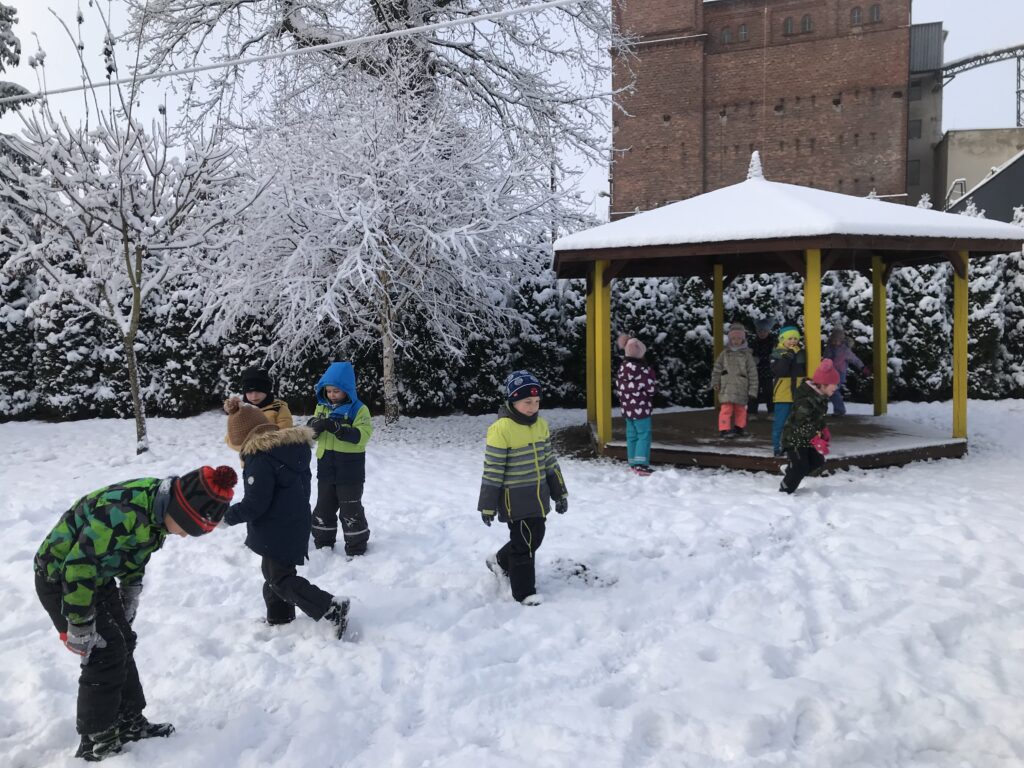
[34,465,237,762]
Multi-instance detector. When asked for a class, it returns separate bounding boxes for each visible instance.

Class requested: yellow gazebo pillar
[803,249,822,374]
[712,263,725,364]
[952,251,969,439]
[871,255,889,416]
[585,274,596,423]
[591,260,613,448]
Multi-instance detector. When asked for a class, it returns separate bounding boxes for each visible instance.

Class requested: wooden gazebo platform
[599,409,967,472]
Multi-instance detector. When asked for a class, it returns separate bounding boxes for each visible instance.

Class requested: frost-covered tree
[958,200,1005,398]
[0,14,260,451]
[999,206,1024,397]
[0,3,29,114]
[122,0,618,166]
[201,62,564,422]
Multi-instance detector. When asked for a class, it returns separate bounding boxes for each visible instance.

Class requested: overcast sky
[3,0,1023,212]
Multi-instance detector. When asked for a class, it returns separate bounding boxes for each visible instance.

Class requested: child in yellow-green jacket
[308,362,373,556]
[477,370,568,605]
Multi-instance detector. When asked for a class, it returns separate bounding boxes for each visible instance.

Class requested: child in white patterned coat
[615,338,657,474]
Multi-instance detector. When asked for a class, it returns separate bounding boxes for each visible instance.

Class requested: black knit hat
[166,466,237,536]
[239,367,273,395]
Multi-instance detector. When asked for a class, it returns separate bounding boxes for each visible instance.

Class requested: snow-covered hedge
[3,259,1024,420]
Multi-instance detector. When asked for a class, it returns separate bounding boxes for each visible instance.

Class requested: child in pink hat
[779,359,840,493]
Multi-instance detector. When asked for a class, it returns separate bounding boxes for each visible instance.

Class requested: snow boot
[731,427,747,438]
[486,553,508,579]
[630,465,653,476]
[74,726,122,762]
[520,594,544,606]
[119,713,175,743]
[323,598,351,640]
[720,429,734,439]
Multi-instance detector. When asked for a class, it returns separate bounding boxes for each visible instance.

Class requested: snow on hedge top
[556,167,1024,253]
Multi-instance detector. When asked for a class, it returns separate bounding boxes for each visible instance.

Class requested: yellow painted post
[952,251,969,439]
[585,274,596,423]
[712,264,724,365]
[804,249,822,375]
[594,260,613,449]
[871,255,889,416]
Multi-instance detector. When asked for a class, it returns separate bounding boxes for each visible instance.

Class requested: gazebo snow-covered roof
[554,153,1024,465]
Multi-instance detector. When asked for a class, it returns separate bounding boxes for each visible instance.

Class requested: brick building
[611,0,912,218]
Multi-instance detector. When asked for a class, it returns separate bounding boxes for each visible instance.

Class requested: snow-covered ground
[2,401,1023,767]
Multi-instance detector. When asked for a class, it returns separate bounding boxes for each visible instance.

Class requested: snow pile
[1,403,1023,766]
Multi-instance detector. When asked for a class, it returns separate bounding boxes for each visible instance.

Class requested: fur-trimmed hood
[240,426,316,457]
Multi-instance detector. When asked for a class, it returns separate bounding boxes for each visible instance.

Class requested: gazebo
[553,156,1024,470]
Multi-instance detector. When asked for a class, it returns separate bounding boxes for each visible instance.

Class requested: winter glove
[308,418,332,437]
[480,509,496,527]
[120,584,143,625]
[62,621,106,661]
[810,433,830,456]
[555,497,568,514]
[821,426,832,443]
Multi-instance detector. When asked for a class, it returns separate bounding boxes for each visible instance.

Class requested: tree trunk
[123,331,148,454]
[381,315,401,425]
[125,244,148,454]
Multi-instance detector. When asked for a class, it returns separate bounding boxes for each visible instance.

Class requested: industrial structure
[610,0,1024,221]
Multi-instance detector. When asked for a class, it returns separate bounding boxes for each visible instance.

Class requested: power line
[0,0,581,107]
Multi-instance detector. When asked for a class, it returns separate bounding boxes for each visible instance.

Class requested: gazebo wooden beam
[553,234,1021,277]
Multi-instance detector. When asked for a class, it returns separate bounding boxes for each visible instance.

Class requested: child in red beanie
[779,359,840,493]
[34,466,238,762]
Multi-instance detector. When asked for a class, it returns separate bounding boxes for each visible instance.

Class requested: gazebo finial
[746,151,764,180]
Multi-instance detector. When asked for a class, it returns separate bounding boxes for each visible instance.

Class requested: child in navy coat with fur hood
[223,400,350,638]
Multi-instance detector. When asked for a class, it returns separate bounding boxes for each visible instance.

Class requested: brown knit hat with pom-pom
[225,398,277,449]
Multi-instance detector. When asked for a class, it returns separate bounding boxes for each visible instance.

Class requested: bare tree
[0,11,263,452]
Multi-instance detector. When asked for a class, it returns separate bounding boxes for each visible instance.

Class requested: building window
[801,14,813,33]
[851,6,862,25]
[870,4,881,22]
[909,80,922,101]
[738,24,748,42]
[908,160,921,186]
[783,17,794,35]
[721,28,732,44]
[908,119,922,140]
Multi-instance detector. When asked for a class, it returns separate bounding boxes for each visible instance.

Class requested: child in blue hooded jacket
[307,362,374,555]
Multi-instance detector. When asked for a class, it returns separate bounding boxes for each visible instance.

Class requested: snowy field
[2,401,1023,768]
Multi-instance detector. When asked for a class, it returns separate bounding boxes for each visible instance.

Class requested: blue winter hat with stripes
[505,370,542,403]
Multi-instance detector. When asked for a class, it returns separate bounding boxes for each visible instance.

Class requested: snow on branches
[201,62,563,422]
[0,10,262,451]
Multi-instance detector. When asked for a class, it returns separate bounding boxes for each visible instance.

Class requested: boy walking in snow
[34,465,238,761]
[223,401,350,636]
[779,359,840,494]
[478,370,569,605]
[615,337,657,474]
[711,322,759,438]
[823,327,870,416]
[770,326,807,456]
[749,318,777,417]
[307,362,373,556]
[223,367,294,453]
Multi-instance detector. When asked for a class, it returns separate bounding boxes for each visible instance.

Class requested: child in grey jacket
[711,322,759,438]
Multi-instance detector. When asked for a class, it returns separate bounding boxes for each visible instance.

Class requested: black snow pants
[261,557,334,625]
[496,517,547,602]
[313,482,369,555]
[36,574,146,735]
[781,447,826,493]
